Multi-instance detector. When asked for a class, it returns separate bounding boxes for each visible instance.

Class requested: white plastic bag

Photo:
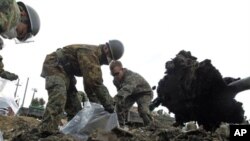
[60,101,119,140]
[0,131,3,141]
[0,96,19,115]
[60,101,94,134]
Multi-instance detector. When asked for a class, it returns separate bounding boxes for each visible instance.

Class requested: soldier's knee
[138,105,150,114]
[45,75,66,91]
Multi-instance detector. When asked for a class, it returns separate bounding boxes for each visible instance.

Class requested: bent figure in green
[40,40,124,134]
[110,60,153,126]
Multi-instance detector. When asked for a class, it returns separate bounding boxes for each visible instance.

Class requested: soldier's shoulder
[126,69,142,78]
[64,44,98,50]
[124,69,139,80]
[0,0,19,13]
[0,0,20,33]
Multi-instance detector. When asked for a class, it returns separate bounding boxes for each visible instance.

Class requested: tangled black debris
[153,50,246,131]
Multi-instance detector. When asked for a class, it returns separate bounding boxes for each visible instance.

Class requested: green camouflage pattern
[113,69,153,125]
[77,91,89,103]
[40,44,114,132]
[0,0,20,33]
[0,55,18,81]
[113,69,153,98]
[116,94,153,126]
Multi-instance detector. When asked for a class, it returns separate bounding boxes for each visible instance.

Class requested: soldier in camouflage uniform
[0,0,40,80]
[0,0,40,41]
[40,40,124,134]
[110,61,153,126]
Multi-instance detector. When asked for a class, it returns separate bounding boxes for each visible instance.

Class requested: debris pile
[0,112,234,141]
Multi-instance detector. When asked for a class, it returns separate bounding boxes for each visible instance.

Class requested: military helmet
[17,1,40,40]
[108,40,124,60]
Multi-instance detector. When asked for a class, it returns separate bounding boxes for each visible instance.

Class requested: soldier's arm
[113,79,121,90]
[0,70,18,81]
[0,0,20,33]
[77,50,114,112]
[149,97,162,111]
[116,76,136,99]
[78,50,104,92]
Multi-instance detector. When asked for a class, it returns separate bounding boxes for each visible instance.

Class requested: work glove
[149,97,162,111]
[104,105,114,113]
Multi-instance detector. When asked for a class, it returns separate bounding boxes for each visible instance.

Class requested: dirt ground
[0,112,234,141]
[0,115,40,140]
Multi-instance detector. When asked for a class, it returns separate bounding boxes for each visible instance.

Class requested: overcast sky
[0,0,249,117]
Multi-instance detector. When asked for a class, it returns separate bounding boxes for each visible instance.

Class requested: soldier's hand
[149,103,155,111]
[104,105,114,113]
[113,94,125,106]
[114,94,123,102]
[149,97,162,111]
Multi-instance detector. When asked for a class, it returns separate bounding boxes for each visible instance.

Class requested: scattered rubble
[0,109,237,141]
[153,50,249,130]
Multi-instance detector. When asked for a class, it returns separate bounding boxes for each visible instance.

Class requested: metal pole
[14,79,21,97]
[21,77,29,108]
[31,88,37,103]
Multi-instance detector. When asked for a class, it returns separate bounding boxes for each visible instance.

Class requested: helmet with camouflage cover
[107,40,124,60]
[17,1,40,41]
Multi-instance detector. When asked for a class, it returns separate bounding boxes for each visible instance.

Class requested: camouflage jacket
[113,69,153,98]
[0,0,20,33]
[41,44,108,96]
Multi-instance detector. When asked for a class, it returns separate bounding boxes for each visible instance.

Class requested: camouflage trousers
[40,74,82,133]
[116,93,153,126]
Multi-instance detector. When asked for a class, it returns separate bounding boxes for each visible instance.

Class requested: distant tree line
[30,98,45,108]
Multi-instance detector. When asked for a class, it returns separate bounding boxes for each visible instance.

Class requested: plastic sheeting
[60,101,119,140]
[0,96,19,115]
[0,131,3,141]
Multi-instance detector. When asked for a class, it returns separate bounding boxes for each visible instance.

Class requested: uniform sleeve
[113,79,121,91]
[77,49,103,91]
[77,49,114,108]
[116,76,136,98]
[0,0,20,33]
